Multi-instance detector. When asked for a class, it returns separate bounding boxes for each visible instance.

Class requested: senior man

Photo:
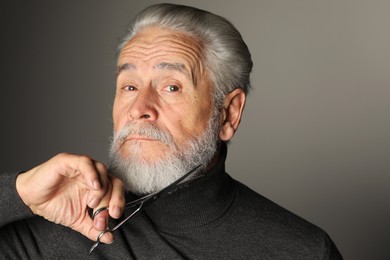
[0,3,342,259]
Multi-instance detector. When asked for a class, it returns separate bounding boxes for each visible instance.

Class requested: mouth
[118,135,158,151]
[124,135,158,142]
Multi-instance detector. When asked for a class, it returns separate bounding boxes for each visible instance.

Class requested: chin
[119,146,173,164]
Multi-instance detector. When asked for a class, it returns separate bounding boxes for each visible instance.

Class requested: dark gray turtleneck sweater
[0,145,342,259]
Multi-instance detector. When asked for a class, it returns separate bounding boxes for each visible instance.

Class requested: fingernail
[111,206,122,219]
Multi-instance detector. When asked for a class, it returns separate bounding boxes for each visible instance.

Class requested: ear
[219,88,246,141]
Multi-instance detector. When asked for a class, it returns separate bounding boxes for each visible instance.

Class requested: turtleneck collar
[132,143,236,234]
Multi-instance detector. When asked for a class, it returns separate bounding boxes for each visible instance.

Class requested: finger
[92,180,113,230]
[81,214,114,244]
[88,228,114,245]
[87,161,109,208]
[93,161,109,191]
[108,176,125,219]
[56,154,103,191]
[93,208,109,231]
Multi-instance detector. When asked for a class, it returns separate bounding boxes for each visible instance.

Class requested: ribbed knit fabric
[0,144,342,259]
[0,172,34,227]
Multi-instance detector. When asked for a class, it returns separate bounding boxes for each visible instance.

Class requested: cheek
[159,111,190,142]
[169,109,210,141]
[112,102,127,132]
[193,99,214,127]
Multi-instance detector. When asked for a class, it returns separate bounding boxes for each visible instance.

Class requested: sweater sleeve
[0,172,34,227]
[325,233,344,260]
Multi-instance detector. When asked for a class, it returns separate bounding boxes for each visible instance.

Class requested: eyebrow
[153,62,186,72]
[116,63,136,76]
[154,62,195,85]
[117,62,192,79]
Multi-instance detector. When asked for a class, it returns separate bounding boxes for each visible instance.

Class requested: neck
[140,142,234,234]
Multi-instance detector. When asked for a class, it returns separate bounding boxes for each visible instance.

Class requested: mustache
[113,122,174,146]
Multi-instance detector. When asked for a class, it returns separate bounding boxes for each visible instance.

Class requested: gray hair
[117,3,253,103]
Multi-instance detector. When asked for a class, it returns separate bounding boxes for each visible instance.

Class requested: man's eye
[123,85,137,91]
[167,85,180,92]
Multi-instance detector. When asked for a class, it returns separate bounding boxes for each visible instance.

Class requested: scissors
[89,164,202,254]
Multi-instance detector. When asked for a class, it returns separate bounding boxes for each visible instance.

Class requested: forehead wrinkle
[134,41,201,66]
[153,37,202,62]
[118,30,205,86]
[122,27,204,60]
[120,42,199,67]
[152,39,203,86]
[124,32,202,63]
[151,51,199,86]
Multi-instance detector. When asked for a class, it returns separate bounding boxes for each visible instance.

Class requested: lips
[125,135,157,142]
[114,122,174,148]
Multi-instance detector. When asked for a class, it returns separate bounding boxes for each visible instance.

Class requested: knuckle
[54,152,70,160]
[110,176,124,186]
[95,161,108,173]
[78,154,93,164]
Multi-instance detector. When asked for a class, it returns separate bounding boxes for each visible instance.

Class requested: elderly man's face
[112,27,214,164]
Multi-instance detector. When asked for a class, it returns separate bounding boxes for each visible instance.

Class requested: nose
[128,88,158,121]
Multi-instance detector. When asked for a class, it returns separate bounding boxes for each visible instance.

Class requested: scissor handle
[89,229,113,254]
[89,202,144,254]
[92,206,108,220]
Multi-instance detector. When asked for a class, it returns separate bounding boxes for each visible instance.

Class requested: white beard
[108,107,221,195]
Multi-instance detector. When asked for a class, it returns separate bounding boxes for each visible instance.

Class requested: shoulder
[225,178,342,259]
[232,179,320,232]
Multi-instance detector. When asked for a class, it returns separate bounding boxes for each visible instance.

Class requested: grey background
[1,1,389,259]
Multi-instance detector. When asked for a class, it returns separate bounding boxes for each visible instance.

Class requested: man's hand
[16,153,125,244]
